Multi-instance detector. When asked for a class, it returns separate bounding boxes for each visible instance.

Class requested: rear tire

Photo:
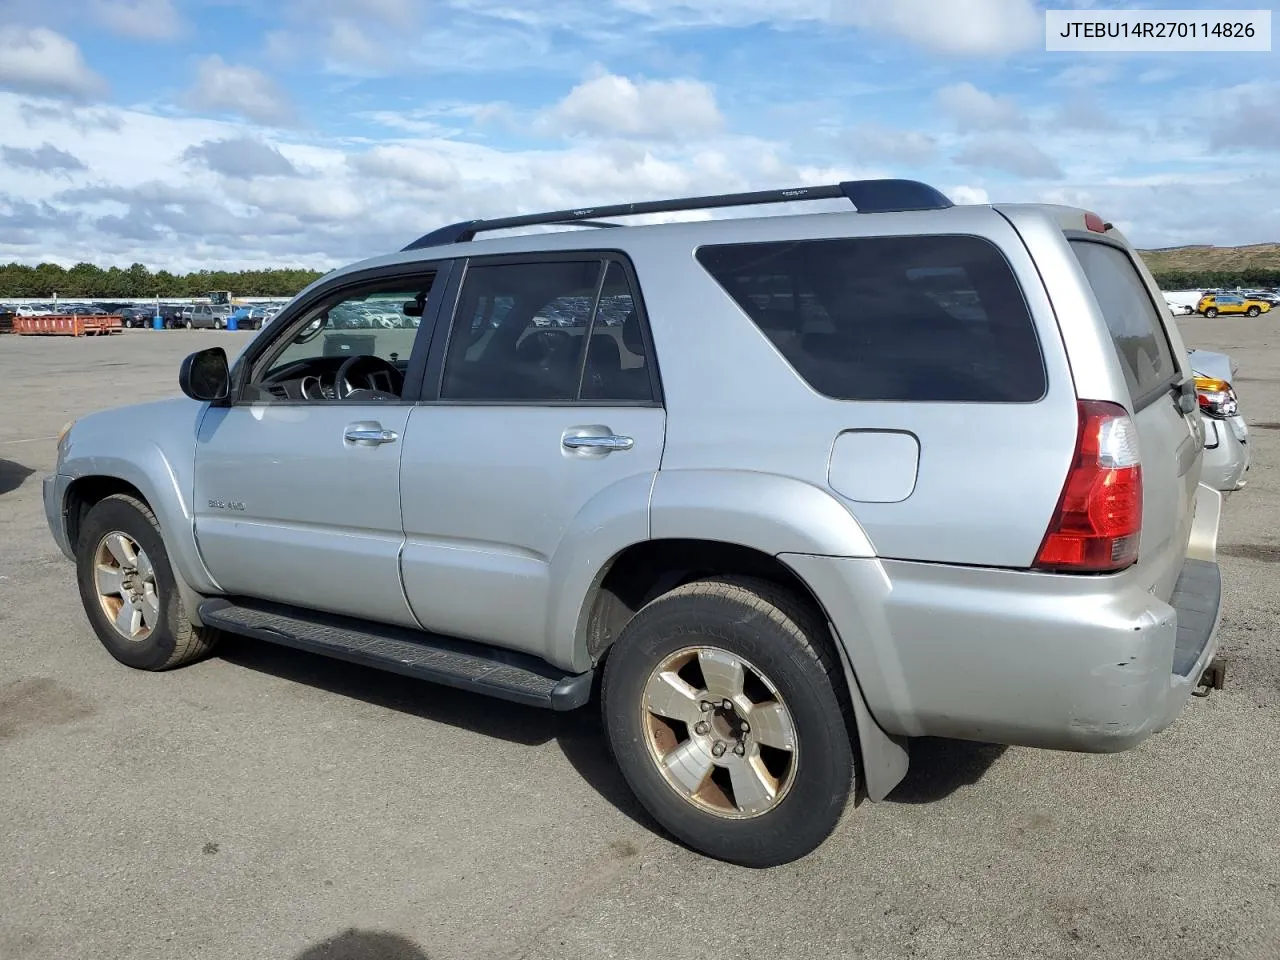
[75,493,219,671]
[602,577,856,868]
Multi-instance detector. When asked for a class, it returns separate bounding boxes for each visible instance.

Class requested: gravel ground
[0,320,1277,960]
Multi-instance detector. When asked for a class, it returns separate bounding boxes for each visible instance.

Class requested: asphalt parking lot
[1,320,1277,960]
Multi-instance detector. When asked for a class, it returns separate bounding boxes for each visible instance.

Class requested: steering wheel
[334,354,404,400]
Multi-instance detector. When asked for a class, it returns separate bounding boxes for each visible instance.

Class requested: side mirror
[179,347,230,403]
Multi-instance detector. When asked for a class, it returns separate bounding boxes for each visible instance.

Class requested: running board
[198,598,593,711]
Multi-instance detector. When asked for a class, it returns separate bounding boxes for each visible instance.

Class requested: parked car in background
[118,307,153,328]
[1243,291,1280,307]
[1197,293,1272,317]
[1166,299,1194,316]
[188,304,233,329]
[1189,348,1250,492]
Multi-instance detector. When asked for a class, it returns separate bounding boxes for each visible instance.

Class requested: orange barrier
[13,314,123,336]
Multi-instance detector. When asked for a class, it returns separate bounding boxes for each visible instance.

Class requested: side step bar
[199,598,594,711]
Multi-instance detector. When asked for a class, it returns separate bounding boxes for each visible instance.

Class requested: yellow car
[1197,294,1272,318]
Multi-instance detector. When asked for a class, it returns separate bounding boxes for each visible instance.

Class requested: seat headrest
[622,310,644,355]
[588,332,622,367]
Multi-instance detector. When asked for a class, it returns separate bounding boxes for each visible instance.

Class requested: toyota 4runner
[45,180,1227,867]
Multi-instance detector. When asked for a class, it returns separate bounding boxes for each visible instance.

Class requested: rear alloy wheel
[602,577,856,868]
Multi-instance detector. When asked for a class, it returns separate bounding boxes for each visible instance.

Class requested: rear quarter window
[695,234,1046,403]
[1069,239,1178,403]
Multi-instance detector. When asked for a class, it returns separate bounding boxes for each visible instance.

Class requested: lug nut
[722,699,733,711]
[733,743,746,756]
[741,722,750,734]
[694,721,710,736]
[711,741,727,758]
[700,700,713,712]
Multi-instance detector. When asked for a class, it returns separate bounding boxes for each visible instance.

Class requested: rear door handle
[562,433,634,452]
[344,422,399,446]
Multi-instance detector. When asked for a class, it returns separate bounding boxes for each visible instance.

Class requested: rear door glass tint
[1069,239,1178,403]
[695,235,1045,403]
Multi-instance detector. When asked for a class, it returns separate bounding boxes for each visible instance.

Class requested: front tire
[75,493,219,671]
[602,577,856,867]
[1247,306,1260,317]
[213,318,224,330]
[1205,307,1218,318]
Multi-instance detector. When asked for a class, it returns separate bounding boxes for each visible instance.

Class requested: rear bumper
[781,484,1224,753]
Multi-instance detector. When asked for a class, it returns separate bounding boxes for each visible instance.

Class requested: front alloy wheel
[93,531,159,642]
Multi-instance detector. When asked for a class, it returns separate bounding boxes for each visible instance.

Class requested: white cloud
[938,82,1027,130]
[1056,95,1122,132]
[0,26,107,99]
[950,185,991,205]
[1049,64,1116,88]
[1207,82,1280,151]
[325,19,384,69]
[19,99,123,131]
[183,137,300,178]
[347,145,460,189]
[833,0,1041,56]
[541,71,724,140]
[293,0,421,28]
[846,122,938,165]
[954,133,1065,179]
[186,56,295,126]
[90,0,183,41]
[2,143,88,177]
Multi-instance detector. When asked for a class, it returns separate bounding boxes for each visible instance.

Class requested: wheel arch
[581,537,909,802]
[60,456,219,625]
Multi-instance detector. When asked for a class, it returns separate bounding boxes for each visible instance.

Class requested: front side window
[439,258,654,402]
[242,273,435,403]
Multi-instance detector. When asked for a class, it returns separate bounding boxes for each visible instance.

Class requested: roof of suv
[318,178,1120,293]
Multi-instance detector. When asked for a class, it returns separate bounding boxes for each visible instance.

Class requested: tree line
[0,262,327,299]
[2,259,1277,301]
[1146,267,1280,290]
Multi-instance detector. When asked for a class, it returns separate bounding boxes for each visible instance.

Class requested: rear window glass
[1069,239,1177,401]
[695,235,1046,403]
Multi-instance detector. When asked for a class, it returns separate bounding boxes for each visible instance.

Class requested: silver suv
[43,180,1226,867]
[187,303,233,329]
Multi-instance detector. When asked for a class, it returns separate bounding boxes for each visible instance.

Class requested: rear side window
[1069,239,1177,402]
[695,235,1045,402]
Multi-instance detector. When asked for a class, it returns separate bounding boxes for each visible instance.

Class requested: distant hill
[1138,243,1280,274]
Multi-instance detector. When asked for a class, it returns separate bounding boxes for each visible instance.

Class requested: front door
[399,256,665,664]
[193,266,447,627]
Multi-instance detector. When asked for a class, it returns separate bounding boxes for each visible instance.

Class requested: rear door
[398,254,665,662]
[1069,237,1201,599]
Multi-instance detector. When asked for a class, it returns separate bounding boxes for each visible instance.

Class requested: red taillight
[1084,212,1107,233]
[1034,400,1142,573]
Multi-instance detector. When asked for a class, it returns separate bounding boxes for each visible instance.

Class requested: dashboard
[254,355,407,402]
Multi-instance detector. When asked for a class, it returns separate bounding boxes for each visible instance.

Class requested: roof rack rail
[400,178,953,251]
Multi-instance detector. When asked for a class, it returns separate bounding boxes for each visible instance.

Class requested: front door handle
[344,422,399,446]
[562,433,634,452]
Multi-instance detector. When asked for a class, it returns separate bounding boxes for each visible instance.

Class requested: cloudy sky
[0,0,1276,272]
